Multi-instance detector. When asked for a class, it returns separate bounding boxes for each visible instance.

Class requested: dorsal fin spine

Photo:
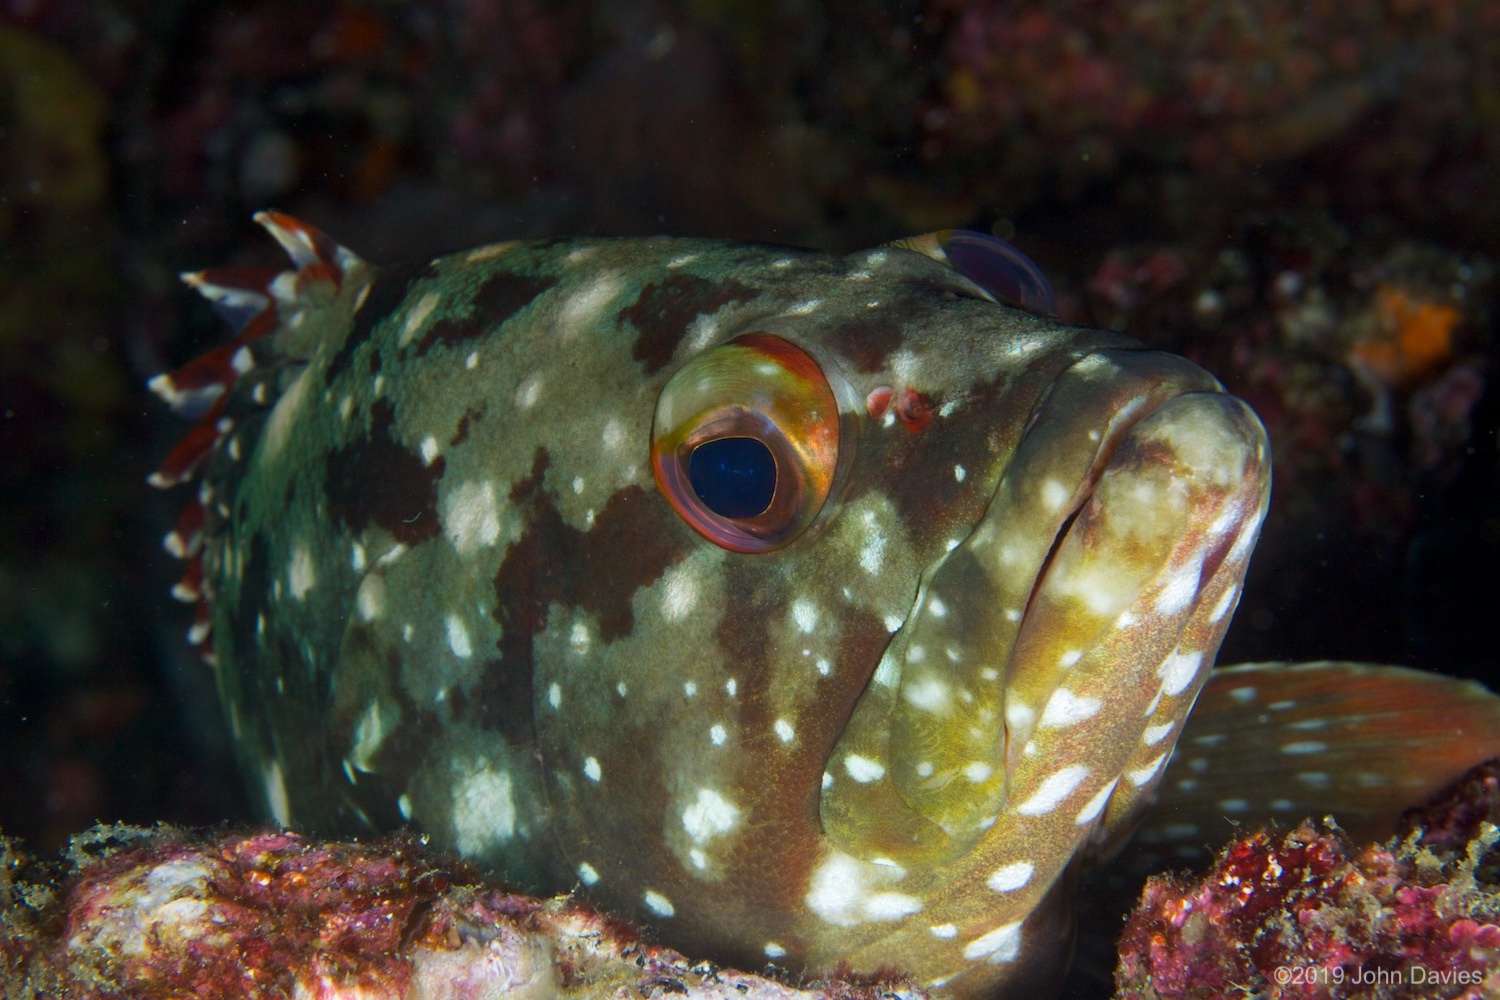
[149,212,366,665]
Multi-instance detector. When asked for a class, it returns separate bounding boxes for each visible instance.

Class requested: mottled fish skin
[155,216,1272,997]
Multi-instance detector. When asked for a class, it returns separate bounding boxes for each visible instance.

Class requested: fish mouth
[821,348,1270,864]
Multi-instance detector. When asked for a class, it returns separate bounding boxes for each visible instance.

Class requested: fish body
[151,216,1500,997]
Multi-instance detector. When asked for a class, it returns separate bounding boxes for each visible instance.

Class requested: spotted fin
[1134,661,1500,864]
[149,211,369,664]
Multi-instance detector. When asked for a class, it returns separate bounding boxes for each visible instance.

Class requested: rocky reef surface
[0,824,926,1000]
[1114,759,1500,999]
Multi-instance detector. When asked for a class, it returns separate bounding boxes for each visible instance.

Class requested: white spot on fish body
[764,943,786,959]
[859,518,887,574]
[1281,741,1329,755]
[816,658,831,676]
[774,718,796,743]
[987,861,1034,892]
[398,291,440,346]
[446,616,472,658]
[570,623,590,653]
[710,724,727,746]
[515,374,543,409]
[805,853,864,926]
[1158,649,1204,696]
[559,272,623,336]
[864,893,922,920]
[845,755,886,783]
[577,862,599,885]
[883,614,905,632]
[356,575,385,621]
[1005,701,1036,729]
[1016,765,1090,815]
[1209,585,1239,623]
[1220,799,1249,812]
[265,761,291,827]
[1040,689,1102,728]
[1154,556,1203,615]
[1143,722,1174,746]
[548,683,561,709]
[1076,778,1119,824]
[601,418,626,452]
[1058,649,1083,668]
[964,762,993,782]
[904,677,951,714]
[725,678,738,697]
[1228,686,1257,703]
[452,765,515,855]
[954,464,967,482]
[660,566,699,620]
[443,480,502,554]
[964,922,1023,963]
[398,794,411,819]
[350,542,366,571]
[1041,478,1070,511]
[931,924,958,938]
[1129,753,1168,786]
[792,599,820,633]
[583,757,602,782]
[288,545,316,600]
[465,351,478,369]
[420,436,440,466]
[682,788,740,842]
[643,890,675,917]
[785,299,822,316]
[683,681,698,698]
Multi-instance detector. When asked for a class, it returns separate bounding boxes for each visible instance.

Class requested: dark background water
[0,0,1496,934]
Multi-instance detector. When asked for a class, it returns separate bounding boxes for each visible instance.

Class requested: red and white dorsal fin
[149,212,366,664]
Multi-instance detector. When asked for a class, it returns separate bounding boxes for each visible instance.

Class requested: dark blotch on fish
[325,399,444,544]
[417,271,559,356]
[621,274,756,374]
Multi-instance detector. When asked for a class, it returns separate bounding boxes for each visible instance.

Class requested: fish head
[567,235,1271,994]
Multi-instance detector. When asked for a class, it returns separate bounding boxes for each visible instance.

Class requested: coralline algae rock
[0,824,926,1000]
[1114,759,1500,999]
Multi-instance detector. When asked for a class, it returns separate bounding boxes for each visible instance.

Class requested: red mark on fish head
[897,388,933,433]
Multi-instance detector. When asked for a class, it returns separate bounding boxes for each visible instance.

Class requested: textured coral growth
[1,824,929,1000]
[1115,759,1500,999]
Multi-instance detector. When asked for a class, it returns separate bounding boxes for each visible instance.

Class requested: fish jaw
[815,348,1270,995]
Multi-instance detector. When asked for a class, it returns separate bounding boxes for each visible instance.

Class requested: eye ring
[651,335,841,553]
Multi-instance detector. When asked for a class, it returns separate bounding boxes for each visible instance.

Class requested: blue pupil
[689,437,776,519]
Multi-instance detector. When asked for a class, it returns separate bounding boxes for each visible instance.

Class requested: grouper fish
[150,214,1500,997]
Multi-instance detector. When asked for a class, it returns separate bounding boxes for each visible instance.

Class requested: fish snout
[823,349,1270,865]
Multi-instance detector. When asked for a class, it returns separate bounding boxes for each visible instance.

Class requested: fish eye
[689,437,777,518]
[651,334,840,553]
